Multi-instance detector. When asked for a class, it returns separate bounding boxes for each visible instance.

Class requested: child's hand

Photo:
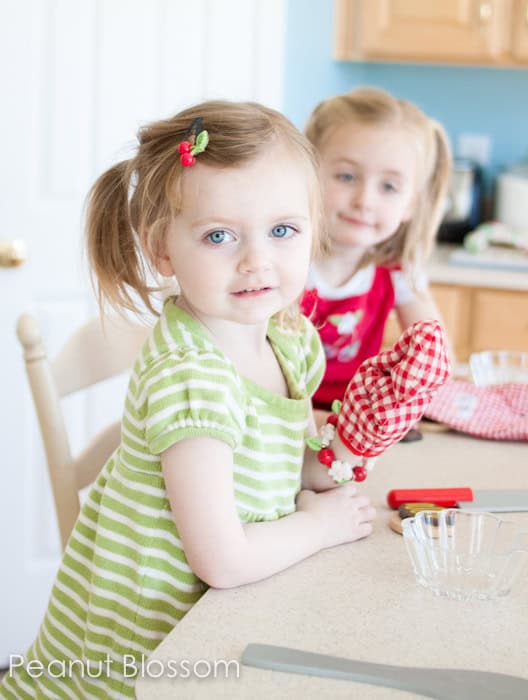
[337,320,450,458]
[296,483,376,550]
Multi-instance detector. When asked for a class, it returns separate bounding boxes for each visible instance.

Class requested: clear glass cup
[402,509,528,601]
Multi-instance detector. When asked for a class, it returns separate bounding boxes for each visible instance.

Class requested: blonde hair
[86,100,324,320]
[305,87,451,284]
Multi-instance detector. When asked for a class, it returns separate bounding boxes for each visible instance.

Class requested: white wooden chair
[16,313,151,550]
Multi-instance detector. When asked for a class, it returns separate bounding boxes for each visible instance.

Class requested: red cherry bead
[178,141,191,154]
[352,465,367,482]
[326,413,338,427]
[180,153,196,167]
[318,448,334,467]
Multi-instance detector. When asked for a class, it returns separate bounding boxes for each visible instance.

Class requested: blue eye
[337,173,355,182]
[207,230,233,244]
[271,225,295,239]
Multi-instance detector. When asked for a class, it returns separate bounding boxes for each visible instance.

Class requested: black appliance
[437,159,482,244]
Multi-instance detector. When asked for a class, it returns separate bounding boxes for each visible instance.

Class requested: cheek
[387,197,412,225]
[175,257,217,291]
[323,185,343,213]
[320,174,338,201]
[401,193,416,222]
[289,240,312,282]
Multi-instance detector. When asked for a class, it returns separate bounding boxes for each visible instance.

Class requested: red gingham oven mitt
[424,379,528,440]
[337,320,451,457]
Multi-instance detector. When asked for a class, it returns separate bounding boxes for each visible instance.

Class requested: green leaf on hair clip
[191,129,209,156]
[305,436,322,451]
[331,399,342,414]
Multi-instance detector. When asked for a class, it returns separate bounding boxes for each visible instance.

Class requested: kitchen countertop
[429,243,528,291]
[135,432,528,699]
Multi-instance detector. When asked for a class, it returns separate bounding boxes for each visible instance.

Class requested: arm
[394,285,456,367]
[162,436,374,589]
[301,404,362,491]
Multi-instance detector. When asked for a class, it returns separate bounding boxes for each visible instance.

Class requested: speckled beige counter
[428,243,528,291]
[135,432,528,699]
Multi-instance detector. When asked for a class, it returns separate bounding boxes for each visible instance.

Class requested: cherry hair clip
[178,117,209,167]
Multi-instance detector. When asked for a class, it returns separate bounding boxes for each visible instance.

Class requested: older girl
[301,87,453,412]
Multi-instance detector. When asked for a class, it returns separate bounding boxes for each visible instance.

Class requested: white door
[0,0,285,666]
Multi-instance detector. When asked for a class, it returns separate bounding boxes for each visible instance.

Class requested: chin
[334,230,375,248]
[231,305,280,324]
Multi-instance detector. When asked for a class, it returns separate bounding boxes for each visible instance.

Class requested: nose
[351,180,375,211]
[237,237,272,274]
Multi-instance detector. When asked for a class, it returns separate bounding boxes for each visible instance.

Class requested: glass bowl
[469,350,528,386]
[402,509,528,601]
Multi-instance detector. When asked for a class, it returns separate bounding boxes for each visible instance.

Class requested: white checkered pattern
[425,379,528,440]
[337,320,450,457]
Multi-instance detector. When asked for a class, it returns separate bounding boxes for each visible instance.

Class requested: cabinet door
[511,0,528,61]
[472,289,528,351]
[430,284,472,361]
[338,0,508,63]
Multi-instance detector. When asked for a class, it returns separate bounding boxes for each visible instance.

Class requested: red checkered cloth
[424,379,528,440]
[337,320,450,457]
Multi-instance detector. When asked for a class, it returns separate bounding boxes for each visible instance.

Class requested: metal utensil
[242,643,528,700]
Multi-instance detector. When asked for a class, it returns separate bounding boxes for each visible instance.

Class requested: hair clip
[178,117,209,167]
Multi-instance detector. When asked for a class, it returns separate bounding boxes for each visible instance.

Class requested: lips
[339,214,372,226]
[232,286,273,297]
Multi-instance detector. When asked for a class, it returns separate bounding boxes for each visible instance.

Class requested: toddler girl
[2,100,379,699]
[301,87,452,412]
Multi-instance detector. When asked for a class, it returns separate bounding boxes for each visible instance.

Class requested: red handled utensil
[387,488,528,512]
[387,488,473,509]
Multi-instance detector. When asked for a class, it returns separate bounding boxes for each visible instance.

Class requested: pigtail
[85,160,159,317]
[424,121,452,255]
[399,118,452,287]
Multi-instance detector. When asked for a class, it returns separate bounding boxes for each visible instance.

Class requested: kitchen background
[285,0,528,194]
[1,0,527,669]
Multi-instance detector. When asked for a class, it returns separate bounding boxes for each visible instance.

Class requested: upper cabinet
[334,0,528,65]
[511,0,528,60]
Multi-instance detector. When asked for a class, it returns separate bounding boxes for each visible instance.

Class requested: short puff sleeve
[141,349,246,455]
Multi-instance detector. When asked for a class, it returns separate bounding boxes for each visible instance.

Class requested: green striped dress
[2,300,324,699]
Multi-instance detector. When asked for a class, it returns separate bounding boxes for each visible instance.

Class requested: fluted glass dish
[402,509,528,601]
[469,350,528,386]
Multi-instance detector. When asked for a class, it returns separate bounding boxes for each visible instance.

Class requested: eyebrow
[333,158,406,178]
[190,214,311,227]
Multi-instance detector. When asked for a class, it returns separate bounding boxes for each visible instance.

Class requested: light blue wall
[284,0,528,192]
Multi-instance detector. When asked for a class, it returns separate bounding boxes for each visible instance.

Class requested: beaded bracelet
[306,401,375,484]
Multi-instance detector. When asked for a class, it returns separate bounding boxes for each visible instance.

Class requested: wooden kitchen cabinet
[382,283,528,361]
[334,0,528,66]
[426,283,472,361]
[471,288,528,351]
[511,0,528,60]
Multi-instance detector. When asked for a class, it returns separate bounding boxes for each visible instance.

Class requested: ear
[154,242,174,278]
[149,231,174,277]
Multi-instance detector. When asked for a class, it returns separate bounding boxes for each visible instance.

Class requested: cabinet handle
[0,239,27,267]
[479,1,492,23]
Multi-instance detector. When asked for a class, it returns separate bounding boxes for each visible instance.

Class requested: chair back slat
[16,313,150,550]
